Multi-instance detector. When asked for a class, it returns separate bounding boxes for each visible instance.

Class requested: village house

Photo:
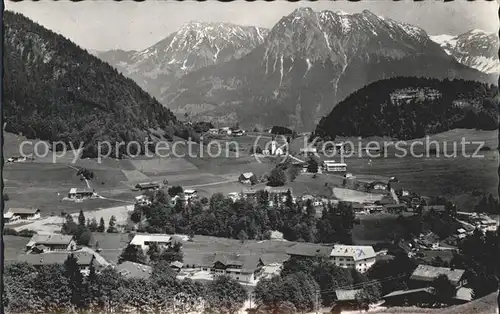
[183,189,198,200]
[129,234,172,250]
[5,208,41,221]
[26,234,76,252]
[238,172,257,185]
[17,251,96,275]
[419,232,440,250]
[330,245,377,273]
[135,194,151,206]
[115,261,153,279]
[201,253,265,284]
[409,265,466,288]
[135,182,160,191]
[331,289,364,313]
[322,160,347,173]
[228,192,241,202]
[170,261,184,272]
[68,188,95,200]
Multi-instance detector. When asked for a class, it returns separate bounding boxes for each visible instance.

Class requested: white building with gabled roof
[330,245,376,273]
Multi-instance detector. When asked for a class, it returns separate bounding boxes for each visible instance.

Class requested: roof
[69,188,93,194]
[4,212,14,219]
[454,287,473,301]
[240,172,255,179]
[265,187,292,194]
[8,208,40,215]
[423,205,446,212]
[137,182,160,188]
[410,265,465,285]
[130,234,172,246]
[286,243,332,258]
[202,253,264,273]
[335,289,363,301]
[17,252,94,266]
[242,189,257,195]
[184,189,197,194]
[170,261,184,268]
[115,261,152,279]
[330,245,376,261]
[27,234,74,247]
[383,287,433,298]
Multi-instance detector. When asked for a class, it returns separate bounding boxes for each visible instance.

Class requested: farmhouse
[6,208,41,221]
[115,261,152,279]
[410,265,466,288]
[129,234,172,250]
[184,189,198,200]
[135,182,160,191]
[170,261,183,272]
[201,253,264,284]
[330,245,376,273]
[239,172,256,185]
[26,234,76,252]
[331,289,364,313]
[135,195,151,206]
[68,188,95,199]
[322,160,347,173]
[17,252,95,275]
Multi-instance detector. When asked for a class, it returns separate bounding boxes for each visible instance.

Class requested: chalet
[129,234,172,250]
[3,211,18,223]
[201,253,265,284]
[410,265,466,288]
[384,203,407,214]
[184,189,198,200]
[115,261,152,279]
[26,234,76,252]
[228,192,241,202]
[68,188,95,200]
[239,172,256,185]
[330,245,376,273]
[170,261,183,272]
[135,195,151,206]
[17,252,95,275]
[6,208,41,221]
[331,289,364,313]
[382,288,435,307]
[420,232,440,250]
[322,160,347,173]
[135,182,160,191]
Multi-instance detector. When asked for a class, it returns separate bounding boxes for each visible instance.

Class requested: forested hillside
[315,77,499,140]
[3,11,188,157]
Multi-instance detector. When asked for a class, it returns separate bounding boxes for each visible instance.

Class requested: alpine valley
[99,8,496,131]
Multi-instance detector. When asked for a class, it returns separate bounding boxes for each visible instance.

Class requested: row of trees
[132,189,355,244]
[61,210,118,246]
[3,258,247,314]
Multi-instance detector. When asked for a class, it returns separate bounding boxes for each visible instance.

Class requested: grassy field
[352,213,413,245]
[3,235,30,264]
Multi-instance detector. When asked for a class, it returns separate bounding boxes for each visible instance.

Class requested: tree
[118,244,147,265]
[238,230,248,244]
[107,215,117,233]
[206,275,248,314]
[306,156,319,173]
[432,274,456,302]
[147,242,162,263]
[160,242,183,263]
[64,254,86,308]
[151,260,177,287]
[61,214,78,235]
[97,217,106,232]
[88,217,98,232]
[168,185,184,197]
[268,168,287,187]
[78,210,86,227]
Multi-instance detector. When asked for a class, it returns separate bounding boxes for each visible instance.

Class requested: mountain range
[430,29,499,75]
[99,8,494,131]
[3,11,190,158]
[97,22,268,100]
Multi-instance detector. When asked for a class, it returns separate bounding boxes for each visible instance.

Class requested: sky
[5,0,499,52]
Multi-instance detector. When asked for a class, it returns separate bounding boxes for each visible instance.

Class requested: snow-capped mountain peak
[431,29,499,74]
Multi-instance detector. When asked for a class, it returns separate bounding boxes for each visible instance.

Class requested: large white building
[330,245,376,273]
[323,160,347,173]
[286,243,376,274]
[201,253,264,284]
